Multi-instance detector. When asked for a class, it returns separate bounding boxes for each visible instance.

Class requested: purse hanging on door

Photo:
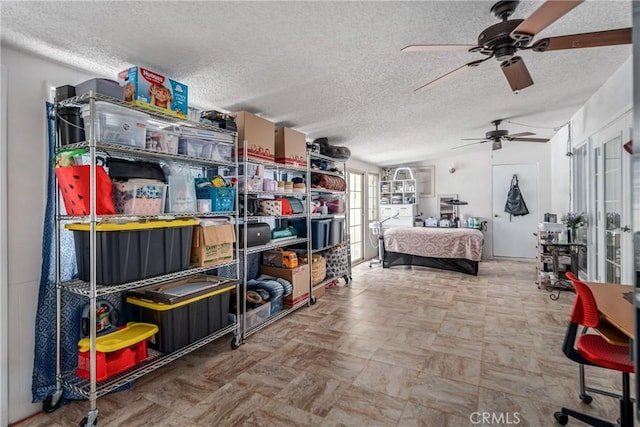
[504,174,529,220]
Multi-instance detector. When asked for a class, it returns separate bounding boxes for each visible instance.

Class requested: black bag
[239,196,261,216]
[504,174,529,218]
[107,158,166,182]
[238,222,271,247]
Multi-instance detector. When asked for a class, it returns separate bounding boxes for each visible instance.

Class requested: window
[573,143,588,275]
[415,166,435,198]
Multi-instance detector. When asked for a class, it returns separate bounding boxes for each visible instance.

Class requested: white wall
[548,56,633,215]
[394,142,551,259]
[2,46,94,424]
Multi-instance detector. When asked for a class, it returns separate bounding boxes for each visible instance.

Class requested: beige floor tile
[398,401,473,427]
[320,384,406,426]
[421,349,482,386]
[352,359,420,399]
[24,259,626,426]
[409,373,479,418]
[274,371,350,417]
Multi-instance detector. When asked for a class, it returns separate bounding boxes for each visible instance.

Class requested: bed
[383,227,484,275]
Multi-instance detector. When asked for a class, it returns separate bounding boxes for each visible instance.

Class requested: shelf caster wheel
[231,336,241,350]
[310,296,317,305]
[79,416,97,427]
[554,411,568,425]
[43,394,63,413]
[579,393,592,404]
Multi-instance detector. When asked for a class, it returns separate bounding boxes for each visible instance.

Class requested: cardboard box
[313,284,326,299]
[233,111,275,162]
[118,66,189,118]
[275,127,307,168]
[191,223,235,267]
[260,264,309,306]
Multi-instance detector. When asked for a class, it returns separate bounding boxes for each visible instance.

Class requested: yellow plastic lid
[77,322,159,353]
[126,284,235,311]
[65,218,198,232]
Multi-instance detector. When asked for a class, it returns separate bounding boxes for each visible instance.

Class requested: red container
[76,339,148,382]
[55,165,116,216]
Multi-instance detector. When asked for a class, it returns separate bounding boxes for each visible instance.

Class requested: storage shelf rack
[307,151,352,292]
[48,92,241,427]
[59,322,237,399]
[239,149,312,342]
[59,261,238,297]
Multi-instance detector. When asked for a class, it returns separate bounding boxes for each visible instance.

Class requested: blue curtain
[31,103,123,402]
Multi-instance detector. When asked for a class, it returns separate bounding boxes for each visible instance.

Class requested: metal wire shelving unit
[46,91,241,427]
[307,151,352,295]
[239,148,313,342]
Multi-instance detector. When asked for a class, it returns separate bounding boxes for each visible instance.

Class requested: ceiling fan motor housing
[486,129,509,140]
[478,19,526,60]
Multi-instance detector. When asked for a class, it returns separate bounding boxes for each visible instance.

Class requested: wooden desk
[585,281,634,342]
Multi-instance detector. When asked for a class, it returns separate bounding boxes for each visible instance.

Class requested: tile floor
[15,259,629,426]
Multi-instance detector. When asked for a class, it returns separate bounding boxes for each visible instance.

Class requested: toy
[263,248,298,269]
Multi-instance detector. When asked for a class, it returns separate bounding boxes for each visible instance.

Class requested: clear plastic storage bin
[81,101,149,148]
[178,137,215,160]
[112,180,167,215]
[146,127,179,154]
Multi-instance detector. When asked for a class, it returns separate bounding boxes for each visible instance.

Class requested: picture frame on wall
[416,166,435,198]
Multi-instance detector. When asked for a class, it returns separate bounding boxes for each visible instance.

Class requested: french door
[592,113,633,284]
[348,170,364,263]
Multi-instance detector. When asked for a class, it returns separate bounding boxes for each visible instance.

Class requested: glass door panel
[348,171,364,263]
[604,135,622,283]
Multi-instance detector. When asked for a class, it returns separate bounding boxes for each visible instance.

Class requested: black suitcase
[238,222,271,247]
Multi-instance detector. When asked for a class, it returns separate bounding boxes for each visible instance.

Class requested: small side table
[542,241,587,300]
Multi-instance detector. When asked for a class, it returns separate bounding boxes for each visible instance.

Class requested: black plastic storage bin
[66,219,198,285]
[126,284,234,354]
[56,106,85,145]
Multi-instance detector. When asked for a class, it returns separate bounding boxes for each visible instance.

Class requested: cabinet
[380,178,417,206]
[237,149,312,340]
[379,177,418,229]
[535,224,586,300]
[308,152,352,291]
[48,93,240,426]
[438,193,458,220]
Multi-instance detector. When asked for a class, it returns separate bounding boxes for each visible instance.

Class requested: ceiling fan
[454,119,550,151]
[402,0,632,93]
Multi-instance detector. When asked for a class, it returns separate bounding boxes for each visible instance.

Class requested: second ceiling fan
[454,119,550,151]
[403,0,631,93]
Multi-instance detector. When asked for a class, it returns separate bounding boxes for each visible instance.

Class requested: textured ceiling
[0,1,632,166]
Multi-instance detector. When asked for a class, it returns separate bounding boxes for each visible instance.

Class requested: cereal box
[118,67,188,118]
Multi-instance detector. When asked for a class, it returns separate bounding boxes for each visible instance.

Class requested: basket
[300,253,326,285]
[54,165,116,216]
[195,187,235,212]
[112,181,167,215]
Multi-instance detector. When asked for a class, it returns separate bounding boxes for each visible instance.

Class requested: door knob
[494,214,499,218]
[622,225,631,232]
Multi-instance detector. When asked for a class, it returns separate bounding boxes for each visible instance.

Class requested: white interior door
[492,163,538,258]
